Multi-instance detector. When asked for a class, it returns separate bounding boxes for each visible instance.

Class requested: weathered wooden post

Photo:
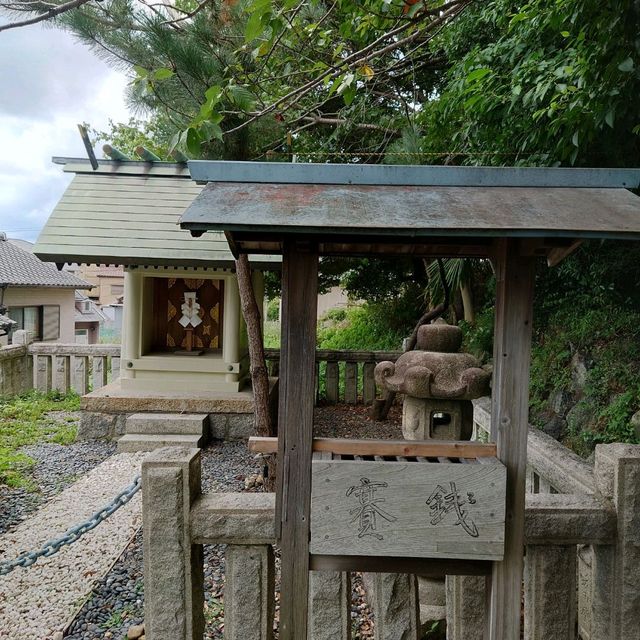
[276,240,319,639]
[485,239,535,640]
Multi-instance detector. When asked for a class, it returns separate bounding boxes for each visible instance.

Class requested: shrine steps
[117,413,208,452]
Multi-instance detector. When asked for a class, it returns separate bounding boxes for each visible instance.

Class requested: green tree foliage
[416,0,640,165]
[87,117,176,159]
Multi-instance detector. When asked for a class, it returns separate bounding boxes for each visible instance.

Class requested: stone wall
[0,331,33,397]
[0,343,30,397]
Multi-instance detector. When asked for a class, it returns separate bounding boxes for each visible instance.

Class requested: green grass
[264,319,281,348]
[0,390,80,489]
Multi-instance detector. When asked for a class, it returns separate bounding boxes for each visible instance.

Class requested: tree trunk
[235,254,276,488]
[460,282,475,324]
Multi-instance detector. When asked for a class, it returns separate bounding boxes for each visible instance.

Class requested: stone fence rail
[143,404,640,640]
[1,343,393,402]
[0,335,121,397]
[264,347,401,405]
[28,342,121,395]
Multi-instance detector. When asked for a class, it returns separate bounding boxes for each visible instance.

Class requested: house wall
[97,274,125,306]
[317,286,351,319]
[119,266,260,393]
[69,265,125,305]
[75,321,100,344]
[4,288,76,343]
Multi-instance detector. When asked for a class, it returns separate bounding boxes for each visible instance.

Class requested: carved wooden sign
[310,458,506,561]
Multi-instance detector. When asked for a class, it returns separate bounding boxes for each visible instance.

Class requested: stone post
[445,576,486,640]
[224,544,275,640]
[11,329,33,346]
[523,545,577,640]
[35,354,51,392]
[142,447,204,640]
[52,355,70,393]
[92,355,108,390]
[308,571,351,640]
[223,275,240,384]
[365,573,420,640]
[593,444,640,640]
[72,355,89,395]
[578,544,615,640]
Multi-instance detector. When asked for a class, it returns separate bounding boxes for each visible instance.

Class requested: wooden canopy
[179,161,640,640]
[181,161,640,260]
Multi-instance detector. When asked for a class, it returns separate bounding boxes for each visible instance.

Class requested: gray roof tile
[0,238,91,288]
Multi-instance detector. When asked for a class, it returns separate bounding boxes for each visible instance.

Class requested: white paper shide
[178,292,202,328]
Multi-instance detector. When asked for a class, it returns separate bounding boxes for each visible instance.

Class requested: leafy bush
[266,297,280,322]
[316,304,408,352]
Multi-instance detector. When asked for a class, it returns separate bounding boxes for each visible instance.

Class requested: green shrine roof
[35,158,279,268]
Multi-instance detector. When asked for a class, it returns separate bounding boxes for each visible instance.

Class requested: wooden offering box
[310,451,506,561]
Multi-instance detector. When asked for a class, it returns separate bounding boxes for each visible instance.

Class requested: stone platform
[79,378,278,442]
[81,379,258,414]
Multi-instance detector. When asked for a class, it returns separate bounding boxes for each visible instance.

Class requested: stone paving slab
[0,452,146,639]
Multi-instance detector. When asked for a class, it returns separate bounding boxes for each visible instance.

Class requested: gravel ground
[314,403,402,439]
[65,441,262,640]
[0,426,116,535]
[65,408,387,640]
[0,452,144,639]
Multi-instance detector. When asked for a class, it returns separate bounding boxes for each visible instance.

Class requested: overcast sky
[0,23,131,243]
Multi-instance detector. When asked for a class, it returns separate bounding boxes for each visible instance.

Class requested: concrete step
[125,413,208,435]
[117,433,205,453]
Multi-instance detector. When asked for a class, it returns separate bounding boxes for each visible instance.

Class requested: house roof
[180,162,640,259]
[75,290,107,323]
[34,158,279,269]
[0,236,91,289]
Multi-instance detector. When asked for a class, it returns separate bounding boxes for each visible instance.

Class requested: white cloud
[0,23,132,242]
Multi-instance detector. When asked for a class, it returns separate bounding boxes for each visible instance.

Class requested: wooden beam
[249,436,497,458]
[276,240,318,640]
[547,239,583,267]
[310,555,493,576]
[485,239,535,640]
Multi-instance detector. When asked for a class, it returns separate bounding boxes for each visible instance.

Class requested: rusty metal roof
[180,183,640,239]
[179,162,640,258]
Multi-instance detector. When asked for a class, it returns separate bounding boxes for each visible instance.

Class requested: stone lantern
[375,319,491,441]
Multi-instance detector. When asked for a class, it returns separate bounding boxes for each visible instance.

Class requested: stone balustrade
[264,348,401,406]
[4,342,387,402]
[0,337,121,397]
[28,342,121,394]
[142,419,640,640]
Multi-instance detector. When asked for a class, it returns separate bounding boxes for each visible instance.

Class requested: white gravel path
[0,452,146,640]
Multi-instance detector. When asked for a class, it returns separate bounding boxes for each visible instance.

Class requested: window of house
[110,284,124,296]
[8,305,59,341]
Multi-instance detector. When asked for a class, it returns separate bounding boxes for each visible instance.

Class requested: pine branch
[223,0,469,137]
[0,0,93,32]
